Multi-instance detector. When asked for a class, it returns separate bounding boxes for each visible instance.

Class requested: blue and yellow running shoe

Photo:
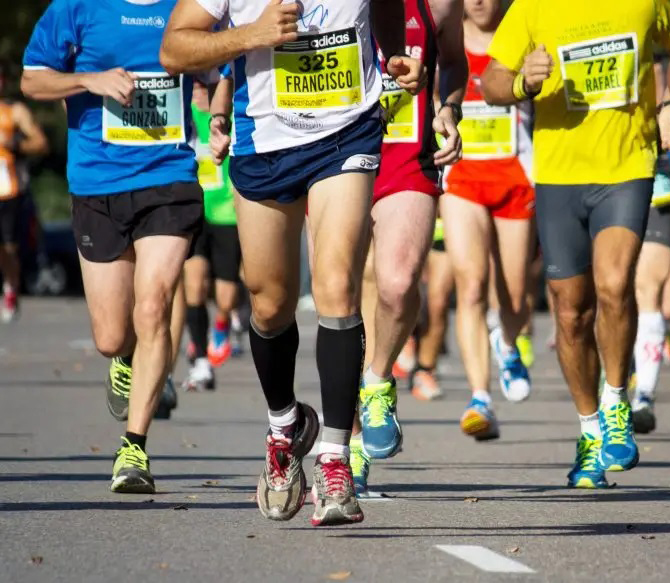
[105,357,132,421]
[515,334,535,369]
[490,327,531,402]
[111,437,154,493]
[460,397,500,441]
[599,401,639,471]
[360,379,403,459]
[567,433,608,489]
[350,437,371,496]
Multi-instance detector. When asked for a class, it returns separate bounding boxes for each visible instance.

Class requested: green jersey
[191,104,236,225]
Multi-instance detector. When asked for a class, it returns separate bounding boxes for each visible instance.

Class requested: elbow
[20,73,38,100]
[159,39,183,75]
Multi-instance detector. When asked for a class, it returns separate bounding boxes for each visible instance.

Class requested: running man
[182,73,241,391]
[353,0,467,476]
[442,0,535,442]
[0,61,48,322]
[161,0,426,525]
[22,0,203,493]
[482,0,670,487]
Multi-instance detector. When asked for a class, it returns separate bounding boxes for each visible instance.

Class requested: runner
[182,72,241,391]
[0,61,48,322]
[631,54,670,434]
[161,0,427,525]
[22,0,203,493]
[482,0,670,487]
[350,0,466,492]
[439,0,535,442]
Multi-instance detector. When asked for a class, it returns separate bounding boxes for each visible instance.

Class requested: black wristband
[439,102,463,124]
[522,77,541,99]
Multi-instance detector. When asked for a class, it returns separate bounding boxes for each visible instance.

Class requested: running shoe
[567,433,608,489]
[460,397,500,441]
[350,438,371,496]
[105,357,132,421]
[230,311,245,356]
[208,325,232,367]
[516,334,535,369]
[154,375,178,419]
[110,437,155,493]
[598,401,639,471]
[181,357,215,392]
[632,394,656,434]
[490,327,531,403]
[360,379,403,459]
[1,288,18,323]
[392,337,416,380]
[257,402,319,521]
[311,454,364,526]
[410,368,444,401]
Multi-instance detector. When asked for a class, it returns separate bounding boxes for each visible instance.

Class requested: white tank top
[195,0,382,155]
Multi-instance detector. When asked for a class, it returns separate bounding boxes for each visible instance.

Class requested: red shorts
[373,143,440,204]
[447,180,535,220]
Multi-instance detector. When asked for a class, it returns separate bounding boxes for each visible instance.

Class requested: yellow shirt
[488,0,670,185]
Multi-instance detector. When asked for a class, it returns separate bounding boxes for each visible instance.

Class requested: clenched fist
[387,55,427,95]
[523,44,554,94]
[250,0,299,49]
[83,68,137,106]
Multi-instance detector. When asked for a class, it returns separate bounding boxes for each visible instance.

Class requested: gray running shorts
[535,179,653,280]
[645,205,670,247]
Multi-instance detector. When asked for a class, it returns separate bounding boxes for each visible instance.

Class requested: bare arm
[160,0,299,74]
[481,59,518,105]
[12,103,48,156]
[210,76,234,117]
[429,0,467,106]
[370,0,406,61]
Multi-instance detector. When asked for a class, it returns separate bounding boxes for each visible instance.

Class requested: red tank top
[374,0,439,198]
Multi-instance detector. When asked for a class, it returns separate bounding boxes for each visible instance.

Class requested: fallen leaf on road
[173,505,188,511]
[507,547,520,554]
[247,495,256,502]
[73,362,83,372]
[143,499,155,503]
[643,446,652,453]
[327,571,352,580]
[464,497,479,503]
[89,446,100,453]
[641,535,656,540]
[201,480,219,487]
[181,440,198,449]
[30,556,43,565]
[186,495,198,500]
[158,563,169,570]
[246,534,255,539]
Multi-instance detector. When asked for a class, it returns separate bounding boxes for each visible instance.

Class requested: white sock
[364,366,390,386]
[318,441,349,458]
[579,412,601,437]
[472,389,491,405]
[634,311,665,399]
[268,403,298,438]
[600,382,626,407]
[486,309,501,331]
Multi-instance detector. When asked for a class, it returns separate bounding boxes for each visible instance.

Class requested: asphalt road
[1,298,669,583]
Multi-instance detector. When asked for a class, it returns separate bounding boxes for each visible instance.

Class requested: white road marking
[357,490,393,502]
[435,545,535,574]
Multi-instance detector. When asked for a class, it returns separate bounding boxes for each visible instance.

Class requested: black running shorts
[535,179,653,280]
[0,196,22,245]
[645,205,670,247]
[191,223,241,283]
[71,182,203,262]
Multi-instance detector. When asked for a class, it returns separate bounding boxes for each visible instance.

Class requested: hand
[250,0,299,49]
[387,55,427,95]
[82,68,137,106]
[210,117,231,165]
[660,105,670,151]
[522,44,553,94]
[433,105,462,166]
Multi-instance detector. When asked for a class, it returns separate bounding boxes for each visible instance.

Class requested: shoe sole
[632,409,656,434]
[310,486,364,526]
[460,410,499,441]
[363,429,403,460]
[110,476,155,494]
[567,476,608,489]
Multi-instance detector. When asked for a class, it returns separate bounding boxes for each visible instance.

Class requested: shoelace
[362,391,393,428]
[111,359,132,397]
[603,403,630,445]
[577,437,601,472]
[267,438,292,481]
[319,459,354,497]
[117,439,149,471]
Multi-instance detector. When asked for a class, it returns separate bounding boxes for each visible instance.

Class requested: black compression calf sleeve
[186,305,209,359]
[249,319,299,413]
[316,315,365,433]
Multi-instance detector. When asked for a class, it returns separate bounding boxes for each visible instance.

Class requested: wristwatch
[440,102,463,124]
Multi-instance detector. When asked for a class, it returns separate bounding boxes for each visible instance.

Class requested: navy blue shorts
[229,107,383,203]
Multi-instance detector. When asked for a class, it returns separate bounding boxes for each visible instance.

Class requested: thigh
[134,235,192,304]
[79,247,135,339]
[183,255,210,305]
[492,215,535,301]
[371,190,437,289]
[535,184,591,280]
[442,194,491,281]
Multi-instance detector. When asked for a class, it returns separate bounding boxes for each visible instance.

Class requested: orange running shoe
[410,369,443,401]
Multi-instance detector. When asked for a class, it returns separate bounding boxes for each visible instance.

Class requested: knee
[376,268,418,315]
[249,286,295,331]
[312,271,357,316]
[94,331,128,358]
[555,300,595,338]
[133,291,171,334]
[455,272,487,308]
[596,273,634,311]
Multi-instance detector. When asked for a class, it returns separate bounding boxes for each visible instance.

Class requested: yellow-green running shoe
[567,433,608,489]
[516,334,535,369]
[360,379,402,459]
[350,437,371,496]
[111,437,155,493]
[106,357,131,421]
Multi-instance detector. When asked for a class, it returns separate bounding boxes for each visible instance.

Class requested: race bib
[558,34,638,111]
[103,72,185,145]
[381,75,417,143]
[195,142,223,191]
[457,101,517,159]
[272,28,364,111]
